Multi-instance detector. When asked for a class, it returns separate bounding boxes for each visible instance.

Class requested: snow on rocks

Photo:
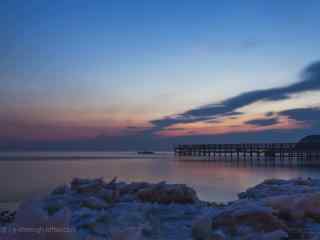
[51,184,70,195]
[239,178,320,200]
[110,226,143,240]
[211,200,288,239]
[263,192,320,221]
[29,178,212,239]
[71,178,105,194]
[81,196,109,210]
[191,214,213,240]
[246,229,288,240]
[97,189,114,203]
[5,177,320,239]
[0,210,15,224]
[14,199,76,240]
[137,181,199,204]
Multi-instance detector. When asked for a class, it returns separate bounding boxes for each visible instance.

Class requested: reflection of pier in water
[174,141,320,165]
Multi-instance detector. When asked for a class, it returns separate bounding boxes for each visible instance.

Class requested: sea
[0,151,320,209]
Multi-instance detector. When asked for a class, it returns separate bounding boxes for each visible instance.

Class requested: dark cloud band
[151,61,320,130]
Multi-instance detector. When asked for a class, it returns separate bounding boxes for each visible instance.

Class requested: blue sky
[1,0,320,147]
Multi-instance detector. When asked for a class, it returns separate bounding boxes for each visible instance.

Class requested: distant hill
[296,135,320,149]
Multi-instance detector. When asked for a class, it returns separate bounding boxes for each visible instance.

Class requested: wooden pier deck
[174,143,320,164]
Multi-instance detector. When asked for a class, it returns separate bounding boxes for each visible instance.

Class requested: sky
[1,0,320,150]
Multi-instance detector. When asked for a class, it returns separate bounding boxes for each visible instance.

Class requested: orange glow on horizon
[157,113,306,137]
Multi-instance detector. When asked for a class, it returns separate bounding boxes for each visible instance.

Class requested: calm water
[1,151,320,207]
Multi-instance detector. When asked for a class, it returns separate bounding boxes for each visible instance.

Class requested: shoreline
[2,177,320,239]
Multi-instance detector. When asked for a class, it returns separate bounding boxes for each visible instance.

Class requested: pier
[174,135,320,164]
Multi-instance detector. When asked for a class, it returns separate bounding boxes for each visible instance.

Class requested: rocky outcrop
[14,200,76,240]
[70,178,199,205]
[81,196,109,209]
[191,215,213,240]
[137,182,199,204]
[263,192,320,221]
[239,178,320,199]
[3,177,320,240]
[211,200,288,239]
[71,178,104,194]
[28,178,208,239]
[0,210,15,224]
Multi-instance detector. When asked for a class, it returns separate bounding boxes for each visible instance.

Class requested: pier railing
[174,143,320,162]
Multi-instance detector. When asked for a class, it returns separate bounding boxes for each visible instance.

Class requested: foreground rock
[137,181,198,204]
[15,200,76,240]
[263,192,320,221]
[211,200,288,239]
[0,210,15,225]
[3,177,320,239]
[10,178,211,240]
[239,178,320,199]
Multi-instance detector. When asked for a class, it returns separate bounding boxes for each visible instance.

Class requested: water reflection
[0,152,320,205]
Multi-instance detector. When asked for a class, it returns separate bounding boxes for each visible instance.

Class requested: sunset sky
[1,0,320,149]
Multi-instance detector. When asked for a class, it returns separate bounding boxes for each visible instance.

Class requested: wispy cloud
[150,61,320,132]
[279,107,320,127]
[245,118,279,127]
